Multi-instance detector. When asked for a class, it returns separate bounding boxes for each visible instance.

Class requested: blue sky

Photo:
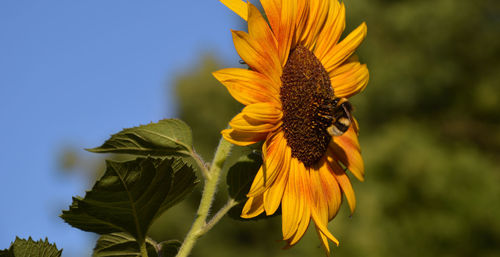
[0,1,240,256]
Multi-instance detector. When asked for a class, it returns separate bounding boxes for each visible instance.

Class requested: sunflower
[213,0,368,253]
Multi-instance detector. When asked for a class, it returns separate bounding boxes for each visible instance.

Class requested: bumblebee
[327,97,353,137]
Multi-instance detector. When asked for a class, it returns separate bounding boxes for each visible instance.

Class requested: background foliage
[59,0,499,256]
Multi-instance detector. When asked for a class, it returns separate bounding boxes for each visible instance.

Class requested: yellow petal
[220,0,248,20]
[247,2,279,67]
[281,158,301,240]
[212,68,279,105]
[263,144,291,215]
[247,131,287,197]
[330,61,369,98]
[228,103,282,132]
[276,0,297,65]
[242,102,282,123]
[297,0,330,49]
[322,22,367,73]
[241,194,264,218]
[222,104,280,146]
[287,168,312,246]
[309,166,326,221]
[328,158,356,215]
[228,115,279,134]
[310,205,339,246]
[329,126,365,181]
[309,161,340,246]
[294,0,309,46]
[315,229,331,254]
[232,30,282,84]
[315,1,345,61]
[222,128,267,146]
[261,0,281,36]
[318,160,342,220]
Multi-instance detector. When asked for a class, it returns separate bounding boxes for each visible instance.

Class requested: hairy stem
[191,149,210,179]
[175,138,232,257]
[140,241,148,257]
[200,198,238,235]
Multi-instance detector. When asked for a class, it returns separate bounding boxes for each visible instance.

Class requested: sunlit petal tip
[315,229,331,254]
[311,205,340,246]
[220,0,248,20]
[323,21,368,73]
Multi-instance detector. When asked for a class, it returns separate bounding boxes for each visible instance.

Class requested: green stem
[191,149,210,179]
[140,241,148,257]
[199,199,238,235]
[175,138,232,257]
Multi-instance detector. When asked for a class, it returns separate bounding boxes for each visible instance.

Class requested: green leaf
[157,240,181,257]
[226,151,262,201]
[225,148,262,219]
[1,237,62,257]
[93,233,158,257]
[61,157,198,243]
[88,119,193,158]
[222,144,261,174]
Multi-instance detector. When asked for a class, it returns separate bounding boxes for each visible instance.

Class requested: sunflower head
[214,0,368,253]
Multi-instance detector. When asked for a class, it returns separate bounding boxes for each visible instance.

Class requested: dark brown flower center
[280,45,336,167]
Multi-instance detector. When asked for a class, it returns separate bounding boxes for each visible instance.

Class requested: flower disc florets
[280,45,336,167]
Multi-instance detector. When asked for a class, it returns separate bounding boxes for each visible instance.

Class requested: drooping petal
[287,164,316,246]
[308,162,340,247]
[281,158,302,240]
[247,130,287,197]
[330,61,369,98]
[315,229,331,254]
[309,165,333,253]
[310,202,340,247]
[212,68,279,105]
[220,0,248,20]
[232,30,282,84]
[327,159,356,215]
[287,199,311,246]
[309,166,327,222]
[306,163,340,247]
[314,0,345,61]
[241,193,265,218]
[329,126,365,181]
[263,143,291,215]
[317,159,342,220]
[321,22,367,73]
